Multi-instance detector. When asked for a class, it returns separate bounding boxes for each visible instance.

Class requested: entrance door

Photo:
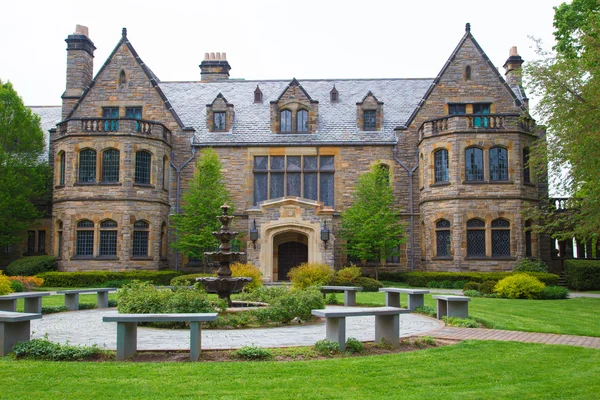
[277,241,308,281]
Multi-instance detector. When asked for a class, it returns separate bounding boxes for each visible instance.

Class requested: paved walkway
[31,307,443,351]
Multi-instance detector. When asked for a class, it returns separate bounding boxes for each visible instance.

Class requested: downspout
[169,147,196,271]
[393,143,419,271]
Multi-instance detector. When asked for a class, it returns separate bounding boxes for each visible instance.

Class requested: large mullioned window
[435,219,451,257]
[76,220,94,257]
[490,147,508,181]
[102,149,120,183]
[133,220,150,257]
[78,149,97,183]
[465,147,484,181]
[466,219,486,257]
[135,151,151,184]
[99,220,118,257]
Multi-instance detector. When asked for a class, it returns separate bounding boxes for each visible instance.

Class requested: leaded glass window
[58,151,65,186]
[473,103,491,128]
[449,104,466,115]
[214,112,226,131]
[491,219,510,257]
[434,149,449,183]
[436,219,451,257]
[523,148,531,184]
[99,220,117,257]
[103,107,119,131]
[467,219,486,257]
[297,110,308,132]
[126,107,142,132]
[465,147,484,181]
[363,110,376,130]
[27,231,35,254]
[280,110,292,133]
[76,220,94,257]
[163,156,169,190]
[490,147,508,181]
[135,151,151,184]
[38,231,46,253]
[133,221,149,257]
[102,149,120,183]
[57,221,63,258]
[79,149,96,183]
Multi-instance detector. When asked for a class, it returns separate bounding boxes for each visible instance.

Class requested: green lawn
[1,341,598,399]
[15,293,118,312]
[353,291,600,337]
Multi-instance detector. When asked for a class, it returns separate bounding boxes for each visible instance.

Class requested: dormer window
[330,86,339,103]
[280,110,292,132]
[356,91,383,131]
[214,112,226,131]
[207,93,234,132]
[271,78,318,134]
[254,86,263,103]
[363,110,376,130]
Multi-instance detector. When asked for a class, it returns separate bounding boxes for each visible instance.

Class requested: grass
[0,341,598,399]
[355,291,600,337]
[14,293,118,312]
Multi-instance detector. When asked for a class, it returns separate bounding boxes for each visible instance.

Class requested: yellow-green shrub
[0,272,14,295]
[288,262,334,290]
[231,262,263,291]
[494,273,546,299]
[335,265,362,282]
[10,276,44,289]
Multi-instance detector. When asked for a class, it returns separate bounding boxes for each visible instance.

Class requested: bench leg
[447,302,469,318]
[116,322,137,360]
[190,321,202,361]
[407,294,424,311]
[24,297,42,314]
[64,293,79,311]
[325,316,346,352]
[344,291,357,307]
[436,299,448,320]
[375,314,400,348]
[385,292,400,308]
[0,320,31,357]
[0,299,17,312]
[97,292,109,309]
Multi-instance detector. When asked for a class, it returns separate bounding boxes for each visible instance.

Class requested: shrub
[0,272,13,295]
[241,285,289,303]
[107,299,118,308]
[9,276,44,289]
[383,271,560,287]
[261,287,324,323]
[6,256,56,276]
[288,262,334,290]
[426,281,440,288]
[413,336,436,347]
[314,339,340,356]
[37,270,182,288]
[442,316,479,328]
[233,345,273,360]
[439,280,454,289]
[335,266,362,282]
[78,303,97,310]
[494,274,546,299]
[345,337,364,353]
[117,281,213,314]
[355,276,384,292]
[10,280,25,292]
[453,280,468,289]
[514,259,548,273]
[41,305,69,314]
[540,285,570,300]
[230,262,262,291]
[463,289,482,297]
[564,259,600,290]
[170,273,215,286]
[479,280,497,295]
[326,293,339,305]
[414,306,436,317]
[12,336,106,361]
[463,281,480,291]
[102,279,133,288]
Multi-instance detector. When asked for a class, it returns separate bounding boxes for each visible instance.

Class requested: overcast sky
[1,0,563,107]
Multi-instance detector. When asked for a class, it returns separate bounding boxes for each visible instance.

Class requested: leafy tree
[0,80,50,248]
[525,1,600,243]
[171,148,232,261]
[339,164,405,280]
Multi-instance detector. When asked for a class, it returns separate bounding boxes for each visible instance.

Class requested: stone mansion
[8,23,550,279]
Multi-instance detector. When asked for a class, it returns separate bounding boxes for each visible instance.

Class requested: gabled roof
[357,91,383,105]
[273,78,319,104]
[64,28,185,128]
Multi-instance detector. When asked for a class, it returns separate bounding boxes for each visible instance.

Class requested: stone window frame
[98,219,118,258]
[162,155,169,191]
[491,218,511,258]
[465,146,484,182]
[101,148,120,184]
[118,69,127,88]
[56,220,63,260]
[466,218,486,258]
[464,216,515,259]
[75,219,95,258]
[356,91,383,131]
[523,147,531,184]
[57,150,66,187]
[78,148,97,184]
[489,146,509,182]
[206,93,234,133]
[132,220,151,258]
[465,65,472,81]
[434,219,452,258]
[433,148,449,184]
[270,78,318,134]
[134,150,152,186]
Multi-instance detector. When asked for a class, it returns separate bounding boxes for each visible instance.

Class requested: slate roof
[159,78,433,146]
[30,106,62,155]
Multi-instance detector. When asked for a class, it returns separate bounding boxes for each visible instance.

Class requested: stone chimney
[199,52,231,82]
[503,46,524,88]
[62,25,96,119]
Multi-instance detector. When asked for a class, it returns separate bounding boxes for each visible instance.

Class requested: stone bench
[312,306,410,351]
[320,286,363,306]
[0,311,42,356]
[57,288,116,311]
[432,295,471,319]
[0,292,51,314]
[103,313,218,360]
[379,288,430,311]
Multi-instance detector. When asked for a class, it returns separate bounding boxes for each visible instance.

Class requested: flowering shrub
[0,272,13,295]
[10,276,44,289]
[494,274,546,299]
[288,262,334,290]
[231,262,262,291]
[335,265,362,282]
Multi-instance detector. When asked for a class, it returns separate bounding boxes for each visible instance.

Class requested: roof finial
[122,27,127,37]
[465,23,471,33]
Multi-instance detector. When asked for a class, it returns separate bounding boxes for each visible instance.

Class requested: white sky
[1,0,563,107]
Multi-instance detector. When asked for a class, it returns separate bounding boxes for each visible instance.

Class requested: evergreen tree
[339,164,405,280]
[171,148,232,261]
[0,80,50,248]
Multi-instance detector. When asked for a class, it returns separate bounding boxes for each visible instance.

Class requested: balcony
[418,114,535,141]
[56,118,172,144]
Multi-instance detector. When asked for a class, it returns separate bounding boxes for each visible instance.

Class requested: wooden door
[277,242,308,281]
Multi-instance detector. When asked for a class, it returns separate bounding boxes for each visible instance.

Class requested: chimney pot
[210,52,216,60]
[222,52,226,60]
[510,46,518,56]
[216,52,221,60]
[75,24,89,37]
[204,53,209,60]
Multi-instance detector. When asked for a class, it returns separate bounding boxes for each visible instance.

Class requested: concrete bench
[103,313,218,360]
[0,292,51,314]
[312,306,410,351]
[379,288,430,311]
[320,286,363,306]
[57,288,116,311]
[432,295,471,319]
[0,311,42,356]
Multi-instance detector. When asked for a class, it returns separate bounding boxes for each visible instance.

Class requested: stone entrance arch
[274,231,309,281]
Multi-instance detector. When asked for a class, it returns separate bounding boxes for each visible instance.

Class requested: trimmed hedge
[36,270,182,287]
[6,256,57,276]
[171,273,215,285]
[379,271,559,287]
[565,259,600,291]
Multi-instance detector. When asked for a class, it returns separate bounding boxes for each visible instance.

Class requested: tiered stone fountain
[196,204,252,306]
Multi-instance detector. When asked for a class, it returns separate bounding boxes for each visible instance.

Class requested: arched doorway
[274,231,308,281]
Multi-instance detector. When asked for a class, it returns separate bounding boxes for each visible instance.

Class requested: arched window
[162,156,169,190]
[490,147,508,181]
[523,147,531,184]
[119,70,127,87]
[99,220,118,257]
[160,222,168,259]
[297,110,308,132]
[465,147,484,181]
[57,151,66,186]
[76,219,94,257]
[465,65,472,81]
[133,220,150,257]
[79,149,97,183]
[434,149,449,183]
[135,151,151,184]
[467,219,486,257]
[280,110,292,133]
[492,218,511,257]
[102,149,120,183]
[436,219,451,257]
[56,220,63,259]
[525,220,532,257]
